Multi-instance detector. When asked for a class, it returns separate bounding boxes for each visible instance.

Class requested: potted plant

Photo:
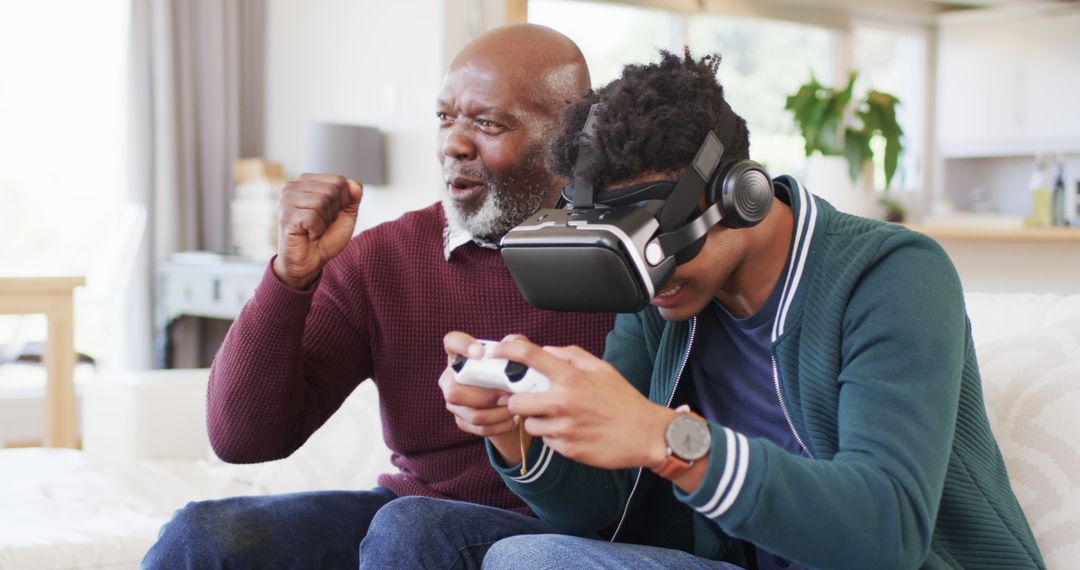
[784,71,905,221]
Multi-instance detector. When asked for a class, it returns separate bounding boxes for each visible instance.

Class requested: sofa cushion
[966,292,1080,569]
[0,448,254,570]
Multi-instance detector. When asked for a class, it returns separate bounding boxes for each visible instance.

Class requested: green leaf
[785,72,904,189]
[843,128,871,182]
[865,90,903,188]
[835,72,857,112]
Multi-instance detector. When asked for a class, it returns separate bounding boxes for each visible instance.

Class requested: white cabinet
[937,8,1080,157]
[937,17,1028,154]
[1024,12,1080,143]
[157,260,262,322]
[155,258,263,367]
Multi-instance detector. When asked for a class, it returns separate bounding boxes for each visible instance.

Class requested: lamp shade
[305,122,386,185]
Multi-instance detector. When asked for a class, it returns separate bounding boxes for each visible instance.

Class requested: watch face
[666,415,711,461]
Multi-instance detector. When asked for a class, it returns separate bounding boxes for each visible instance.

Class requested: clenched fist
[272,173,364,290]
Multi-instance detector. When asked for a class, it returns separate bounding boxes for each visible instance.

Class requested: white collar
[443,220,499,261]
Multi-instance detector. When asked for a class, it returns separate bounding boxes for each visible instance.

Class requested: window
[854,24,928,192]
[528,0,675,87]
[0,0,130,378]
[529,0,928,193]
[686,14,834,178]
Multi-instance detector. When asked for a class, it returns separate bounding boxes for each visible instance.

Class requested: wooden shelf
[905,224,1080,243]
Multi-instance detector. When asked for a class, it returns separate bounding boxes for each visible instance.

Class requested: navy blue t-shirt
[687,270,806,570]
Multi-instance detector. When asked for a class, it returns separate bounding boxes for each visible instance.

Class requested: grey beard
[443,171,550,240]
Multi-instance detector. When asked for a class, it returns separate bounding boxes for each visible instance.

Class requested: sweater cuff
[250,256,320,325]
[674,423,752,521]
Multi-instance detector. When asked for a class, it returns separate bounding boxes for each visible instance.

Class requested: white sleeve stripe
[698,428,737,513]
[706,433,749,519]
[512,441,553,483]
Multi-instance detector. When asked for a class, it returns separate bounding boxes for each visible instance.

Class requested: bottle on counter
[1028,157,1052,227]
[1051,158,1067,227]
[1073,180,1080,227]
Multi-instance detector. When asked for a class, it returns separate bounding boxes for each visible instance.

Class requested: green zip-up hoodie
[488,177,1044,569]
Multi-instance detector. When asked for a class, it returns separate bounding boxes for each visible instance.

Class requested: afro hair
[551,48,750,190]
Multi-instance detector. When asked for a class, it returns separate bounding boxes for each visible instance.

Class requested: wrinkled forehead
[438,59,559,119]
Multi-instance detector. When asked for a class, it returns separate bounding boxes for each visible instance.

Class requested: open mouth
[447,176,486,201]
[656,282,684,298]
[651,281,686,308]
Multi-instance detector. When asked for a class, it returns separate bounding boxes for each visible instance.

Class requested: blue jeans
[142,487,397,569]
[359,496,558,569]
[483,534,745,569]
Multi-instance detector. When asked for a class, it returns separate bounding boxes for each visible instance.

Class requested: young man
[142,25,614,569]
[431,50,1044,568]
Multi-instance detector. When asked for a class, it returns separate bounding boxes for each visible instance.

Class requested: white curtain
[126,0,265,369]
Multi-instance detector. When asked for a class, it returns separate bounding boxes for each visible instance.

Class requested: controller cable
[516,415,528,476]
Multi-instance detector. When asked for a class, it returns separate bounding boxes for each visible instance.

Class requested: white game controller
[451,340,550,393]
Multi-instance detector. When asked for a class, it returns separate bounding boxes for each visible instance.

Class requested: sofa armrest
[82,368,211,465]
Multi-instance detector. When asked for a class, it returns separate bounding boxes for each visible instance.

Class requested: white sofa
[964,292,1080,568]
[0,372,394,570]
[0,292,1077,569]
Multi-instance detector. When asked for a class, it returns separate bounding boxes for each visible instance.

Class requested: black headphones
[560,101,773,264]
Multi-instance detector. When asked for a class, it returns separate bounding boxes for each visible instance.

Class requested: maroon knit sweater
[207,203,614,513]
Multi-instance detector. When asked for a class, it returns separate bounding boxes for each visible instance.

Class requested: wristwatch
[652,406,711,480]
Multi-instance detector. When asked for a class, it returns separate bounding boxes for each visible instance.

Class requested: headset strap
[656,131,722,229]
[572,103,603,209]
[653,202,723,258]
[656,99,737,230]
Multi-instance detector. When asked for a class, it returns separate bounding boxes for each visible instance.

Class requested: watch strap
[651,407,707,480]
[652,453,693,479]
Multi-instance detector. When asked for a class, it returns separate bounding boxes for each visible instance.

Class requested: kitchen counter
[905,224,1080,243]
[901,224,1080,294]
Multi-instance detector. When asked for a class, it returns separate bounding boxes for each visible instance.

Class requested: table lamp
[305,122,386,185]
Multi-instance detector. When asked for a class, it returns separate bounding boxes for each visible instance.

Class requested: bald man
[142,24,613,569]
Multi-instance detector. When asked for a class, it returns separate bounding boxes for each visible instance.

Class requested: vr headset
[500,102,774,313]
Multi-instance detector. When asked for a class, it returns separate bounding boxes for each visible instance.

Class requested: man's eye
[436,112,452,122]
[477,119,503,130]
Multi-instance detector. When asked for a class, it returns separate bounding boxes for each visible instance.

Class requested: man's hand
[491,339,676,471]
[440,332,527,465]
[272,173,363,290]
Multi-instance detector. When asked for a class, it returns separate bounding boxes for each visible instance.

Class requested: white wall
[264,0,443,231]
[265,0,510,231]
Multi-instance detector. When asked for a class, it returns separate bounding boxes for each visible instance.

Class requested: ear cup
[708,160,774,228]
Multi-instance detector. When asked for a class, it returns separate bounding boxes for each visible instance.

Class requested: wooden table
[0,275,85,448]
